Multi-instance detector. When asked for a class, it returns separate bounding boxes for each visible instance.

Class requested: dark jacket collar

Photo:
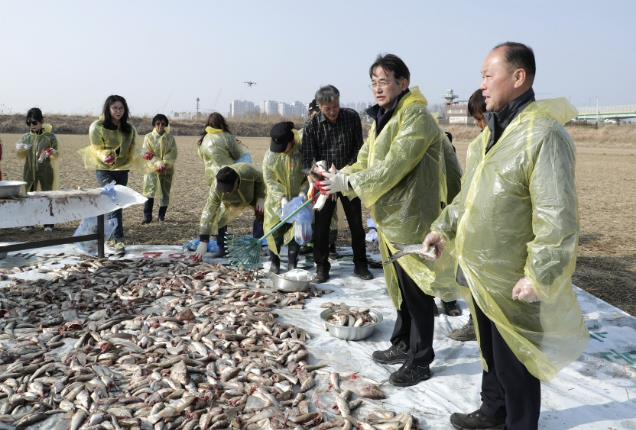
[366,89,410,136]
[485,88,535,152]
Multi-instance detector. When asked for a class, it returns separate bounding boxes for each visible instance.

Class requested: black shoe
[443,300,462,317]
[353,265,373,280]
[158,206,167,222]
[269,251,281,274]
[450,409,505,429]
[143,198,154,224]
[287,242,298,271]
[449,320,476,342]
[211,227,227,258]
[371,343,408,365]
[313,271,330,284]
[389,362,431,387]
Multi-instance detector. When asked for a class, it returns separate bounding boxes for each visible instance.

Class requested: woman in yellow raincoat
[263,122,308,273]
[425,43,588,430]
[80,95,138,254]
[195,113,252,257]
[196,113,245,187]
[15,107,59,231]
[322,54,455,387]
[141,114,177,224]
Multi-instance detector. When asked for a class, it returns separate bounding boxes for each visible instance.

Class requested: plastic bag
[74,217,118,255]
[236,153,253,164]
[101,181,118,203]
[183,239,219,253]
[294,222,312,245]
[366,217,378,243]
[281,196,313,223]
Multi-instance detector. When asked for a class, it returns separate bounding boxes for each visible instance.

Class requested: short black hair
[152,114,169,126]
[467,89,487,119]
[216,166,239,191]
[26,107,43,123]
[369,54,410,81]
[493,42,536,78]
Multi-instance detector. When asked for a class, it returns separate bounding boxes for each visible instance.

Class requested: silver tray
[320,309,383,341]
[269,270,312,292]
[0,181,27,198]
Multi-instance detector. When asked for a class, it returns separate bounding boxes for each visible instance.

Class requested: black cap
[308,99,319,114]
[216,167,239,193]
[269,121,294,153]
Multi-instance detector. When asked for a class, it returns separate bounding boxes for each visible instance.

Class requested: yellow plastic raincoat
[16,123,60,191]
[80,119,139,171]
[442,136,462,205]
[262,130,308,254]
[341,88,456,307]
[431,98,588,381]
[142,128,177,205]
[197,127,245,186]
[199,163,266,236]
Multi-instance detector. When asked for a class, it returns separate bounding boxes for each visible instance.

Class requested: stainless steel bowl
[0,181,27,198]
[320,309,383,341]
[270,269,312,292]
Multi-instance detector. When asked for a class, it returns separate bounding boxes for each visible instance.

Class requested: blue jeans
[96,170,129,240]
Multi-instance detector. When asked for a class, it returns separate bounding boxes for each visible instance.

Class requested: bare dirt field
[1,126,634,315]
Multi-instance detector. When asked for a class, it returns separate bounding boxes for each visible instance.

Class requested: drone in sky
[243,81,256,87]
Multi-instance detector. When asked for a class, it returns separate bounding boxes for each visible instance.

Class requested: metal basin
[0,181,27,198]
[320,309,383,341]
[270,269,312,292]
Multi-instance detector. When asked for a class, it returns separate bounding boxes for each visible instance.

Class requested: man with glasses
[320,54,454,386]
[302,85,372,283]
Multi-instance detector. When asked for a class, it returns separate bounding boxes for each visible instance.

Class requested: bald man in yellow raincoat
[424,42,588,430]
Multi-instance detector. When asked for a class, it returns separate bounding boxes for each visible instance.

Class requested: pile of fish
[0,258,415,429]
[321,303,378,328]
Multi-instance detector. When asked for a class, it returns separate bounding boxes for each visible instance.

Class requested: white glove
[422,232,445,260]
[511,277,540,303]
[16,143,31,151]
[322,171,350,195]
[193,241,208,262]
[281,197,288,210]
[255,197,265,214]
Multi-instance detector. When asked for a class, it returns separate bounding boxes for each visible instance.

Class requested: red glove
[143,151,155,161]
[104,154,116,165]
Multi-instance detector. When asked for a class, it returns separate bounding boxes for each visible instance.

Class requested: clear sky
[0,0,634,116]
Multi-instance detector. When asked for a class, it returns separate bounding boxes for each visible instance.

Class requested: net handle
[258,198,313,241]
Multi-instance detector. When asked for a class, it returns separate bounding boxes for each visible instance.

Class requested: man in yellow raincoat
[424,42,588,430]
[193,163,266,261]
[320,54,454,387]
[263,122,308,274]
[141,114,177,224]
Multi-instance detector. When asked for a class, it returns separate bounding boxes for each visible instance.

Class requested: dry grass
[1,127,634,315]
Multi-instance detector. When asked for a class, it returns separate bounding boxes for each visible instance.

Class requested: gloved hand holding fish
[382,242,438,265]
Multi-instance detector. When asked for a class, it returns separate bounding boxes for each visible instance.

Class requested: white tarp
[1,245,634,429]
[0,185,146,228]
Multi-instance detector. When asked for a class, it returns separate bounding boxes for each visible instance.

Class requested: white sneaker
[20,226,33,232]
[44,226,53,232]
[106,240,126,256]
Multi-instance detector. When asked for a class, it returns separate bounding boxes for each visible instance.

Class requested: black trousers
[389,262,436,365]
[313,193,367,271]
[475,301,541,430]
